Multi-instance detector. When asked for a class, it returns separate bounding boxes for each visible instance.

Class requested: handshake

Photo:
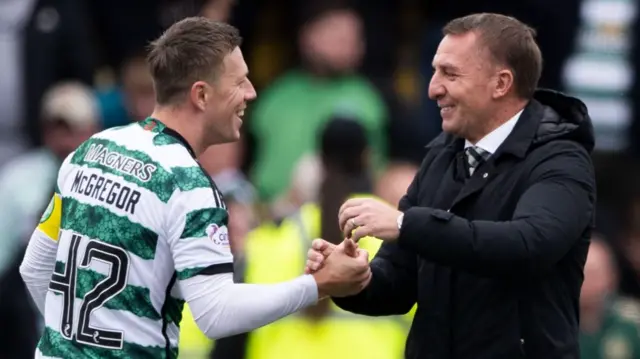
[304,238,372,299]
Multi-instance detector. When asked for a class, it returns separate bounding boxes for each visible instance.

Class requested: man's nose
[246,79,257,101]
[428,76,445,101]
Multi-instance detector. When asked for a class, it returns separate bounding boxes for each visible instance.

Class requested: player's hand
[305,238,358,274]
[339,198,402,242]
[311,239,371,298]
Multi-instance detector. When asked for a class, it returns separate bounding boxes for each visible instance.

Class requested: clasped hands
[305,198,402,298]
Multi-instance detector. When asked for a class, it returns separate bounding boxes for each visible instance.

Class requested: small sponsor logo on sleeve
[206,224,229,246]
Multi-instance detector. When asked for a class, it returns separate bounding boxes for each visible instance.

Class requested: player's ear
[190,81,209,111]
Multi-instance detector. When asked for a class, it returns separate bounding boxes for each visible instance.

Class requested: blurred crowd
[1,0,640,358]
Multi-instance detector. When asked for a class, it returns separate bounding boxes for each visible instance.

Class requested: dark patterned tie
[465,146,490,175]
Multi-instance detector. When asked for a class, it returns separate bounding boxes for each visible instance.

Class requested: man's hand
[338,198,402,242]
[304,239,334,274]
[311,239,371,298]
[304,238,359,274]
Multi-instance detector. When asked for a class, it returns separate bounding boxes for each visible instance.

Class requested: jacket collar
[492,99,542,159]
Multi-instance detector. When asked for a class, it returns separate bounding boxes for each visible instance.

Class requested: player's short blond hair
[147,17,242,105]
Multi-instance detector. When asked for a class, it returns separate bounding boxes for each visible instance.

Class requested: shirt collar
[465,109,524,154]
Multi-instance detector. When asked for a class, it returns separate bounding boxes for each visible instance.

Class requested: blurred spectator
[580,236,640,358]
[0,81,99,277]
[269,153,323,220]
[120,51,156,122]
[248,0,388,203]
[387,111,430,166]
[97,50,155,128]
[374,161,418,208]
[0,81,99,358]
[211,118,407,359]
[200,142,245,180]
[316,116,372,246]
[267,113,371,220]
[0,0,94,167]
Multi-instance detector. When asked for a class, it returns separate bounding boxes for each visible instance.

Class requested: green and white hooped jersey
[36,118,234,359]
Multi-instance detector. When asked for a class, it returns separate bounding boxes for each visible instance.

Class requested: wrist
[311,272,330,300]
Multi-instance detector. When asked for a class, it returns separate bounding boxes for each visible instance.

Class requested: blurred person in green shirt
[580,235,640,359]
[249,1,387,203]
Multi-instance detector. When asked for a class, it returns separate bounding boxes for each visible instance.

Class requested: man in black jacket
[306,13,596,359]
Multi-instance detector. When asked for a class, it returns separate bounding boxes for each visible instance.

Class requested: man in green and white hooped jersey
[18,17,373,359]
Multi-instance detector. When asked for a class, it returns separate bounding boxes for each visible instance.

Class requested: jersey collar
[141,117,197,159]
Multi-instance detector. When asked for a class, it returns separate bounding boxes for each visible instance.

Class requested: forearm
[398,204,589,277]
[19,229,58,314]
[181,273,319,339]
[399,208,532,271]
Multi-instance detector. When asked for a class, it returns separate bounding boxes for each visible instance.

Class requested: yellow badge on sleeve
[37,193,62,241]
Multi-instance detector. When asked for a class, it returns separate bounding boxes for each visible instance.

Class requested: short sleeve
[165,185,234,281]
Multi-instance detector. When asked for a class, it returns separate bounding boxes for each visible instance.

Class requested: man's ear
[492,69,514,99]
[190,81,209,111]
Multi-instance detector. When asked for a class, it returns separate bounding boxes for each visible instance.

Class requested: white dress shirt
[465,109,524,154]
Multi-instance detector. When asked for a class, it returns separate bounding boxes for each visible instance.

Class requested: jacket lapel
[449,159,496,210]
[447,99,544,211]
